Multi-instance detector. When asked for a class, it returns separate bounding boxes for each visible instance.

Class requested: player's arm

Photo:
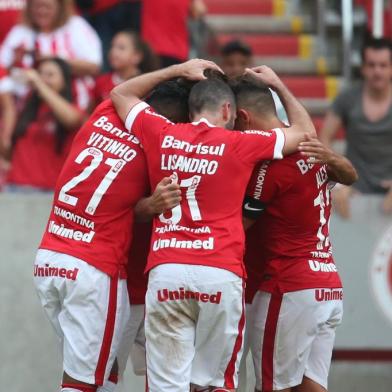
[111,59,223,124]
[134,177,182,222]
[245,66,317,155]
[242,195,266,230]
[319,110,343,148]
[23,69,84,129]
[298,135,358,185]
[242,161,277,230]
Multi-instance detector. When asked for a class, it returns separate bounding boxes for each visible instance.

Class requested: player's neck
[192,112,225,128]
[251,116,282,131]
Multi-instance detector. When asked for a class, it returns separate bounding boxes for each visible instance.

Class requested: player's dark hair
[188,70,236,118]
[232,75,277,117]
[221,39,253,57]
[361,37,392,62]
[12,57,73,154]
[147,79,194,123]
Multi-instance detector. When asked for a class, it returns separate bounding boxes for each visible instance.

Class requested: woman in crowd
[93,30,158,106]
[5,57,84,192]
[0,0,102,109]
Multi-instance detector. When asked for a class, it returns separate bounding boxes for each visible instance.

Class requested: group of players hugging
[33,59,358,392]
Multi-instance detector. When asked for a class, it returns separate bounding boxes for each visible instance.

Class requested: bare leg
[255,388,292,392]
[293,376,327,392]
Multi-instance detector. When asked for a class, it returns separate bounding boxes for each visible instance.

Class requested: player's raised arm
[245,66,317,155]
[298,135,358,185]
[110,59,223,124]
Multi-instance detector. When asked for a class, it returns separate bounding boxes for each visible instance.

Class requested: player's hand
[149,176,182,215]
[381,180,392,214]
[298,134,335,164]
[244,65,284,89]
[176,59,224,81]
[332,185,352,219]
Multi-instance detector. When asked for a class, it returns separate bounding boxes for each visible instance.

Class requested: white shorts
[34,249,130,386]
[116,303,146,377]
[145,263,245,392]
[250,289,343,391]
[238,303,256,391]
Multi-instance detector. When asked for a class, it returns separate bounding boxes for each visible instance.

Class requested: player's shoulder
[89,99,124,126]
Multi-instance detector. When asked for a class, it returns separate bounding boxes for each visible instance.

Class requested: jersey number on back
[159,174,202,225]
[313,188,331,250]
[58,147,133,215]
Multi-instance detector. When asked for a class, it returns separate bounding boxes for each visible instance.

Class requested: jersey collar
[191,117,216,128]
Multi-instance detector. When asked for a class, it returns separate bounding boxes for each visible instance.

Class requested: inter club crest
[370,225,392,325]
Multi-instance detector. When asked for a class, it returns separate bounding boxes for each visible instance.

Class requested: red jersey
[93,72,117,106]
[127,222,151,304]
[245,152,342,293]
[125,102,285,277]
[142,0,190,61]
[40,100,148,278]
[7,103,78,190]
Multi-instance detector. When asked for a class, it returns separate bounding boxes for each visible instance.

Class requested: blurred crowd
[0,0,391,222]
[0,0,207,191]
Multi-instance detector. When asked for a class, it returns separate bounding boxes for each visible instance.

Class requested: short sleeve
[233,128,285,165]
[67,16,102,65]
[330,87,354,124]
[243,160,278,219]
[0,25,32,68]
[124,101,173,146]
[246,161,278,203]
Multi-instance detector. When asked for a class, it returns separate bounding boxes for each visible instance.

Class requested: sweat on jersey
[244,152,343,293]
[39,100,148,278]
[125,101,285,278]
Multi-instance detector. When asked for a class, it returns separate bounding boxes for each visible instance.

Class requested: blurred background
[0,0,391,391]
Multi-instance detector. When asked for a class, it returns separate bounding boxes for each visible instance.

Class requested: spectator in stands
[77,0,141,71]
[0,0,102,109]
[321,37,392,216]
[93,30,158,106]
[142,0,206,68]
[220,39,288,123]
[220,39,253,79]
[4,58,84,192]
[0,0,25,45]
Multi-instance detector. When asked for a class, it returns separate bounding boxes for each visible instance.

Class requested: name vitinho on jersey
[155,224,211,234]
[161,135,225,156]
[161,154,218,175]
[48,221,95,243]
[53,206,94,230]
[93,116,140,144]
[87,131,137,162]
[153,237,214,251]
